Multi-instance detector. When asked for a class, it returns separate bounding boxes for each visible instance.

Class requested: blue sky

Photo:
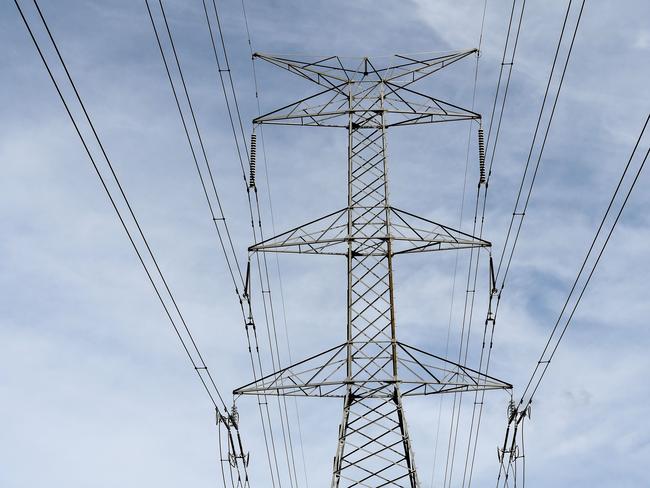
[1,0,649,487]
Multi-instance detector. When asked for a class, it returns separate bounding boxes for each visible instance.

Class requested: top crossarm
[253,49,478,89]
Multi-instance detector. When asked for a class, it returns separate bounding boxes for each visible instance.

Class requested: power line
[493,7,590,479]
[495,0,586,285]
[460,1,529,485]
[437,4,489,486]
[143,0,302,485]
[483,0,528,177]
[237,1,309,485]
[442,0,529,480]
[14,2,249,486]
[453,0,587,484]
[15,0,229,414]
[199,0,303,485]
[195,0,309,484]
[142,1,282,485]
[498,112,649,487]
[520,113,650,409]
[142,0,243,296]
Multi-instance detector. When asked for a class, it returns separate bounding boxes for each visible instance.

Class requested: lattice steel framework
[234,50,511,487]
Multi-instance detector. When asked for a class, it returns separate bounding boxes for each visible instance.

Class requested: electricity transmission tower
[235,50,511,487]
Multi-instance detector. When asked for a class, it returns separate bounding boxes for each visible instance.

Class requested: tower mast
[235,50,511,487]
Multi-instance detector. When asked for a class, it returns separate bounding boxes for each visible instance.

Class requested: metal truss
[253,50,480,128]
[234,341,510,398]
[235,50,511,488]
[249,207,490,256]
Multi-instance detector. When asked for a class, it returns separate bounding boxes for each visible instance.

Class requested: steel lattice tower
[235,50,511,487]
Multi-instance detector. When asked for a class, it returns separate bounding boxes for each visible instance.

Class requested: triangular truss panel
[389,207,490,254]
[234,344,349,397]
[382,83,480,127]
[249,208,349,255]
[253,84,352,128]
[233,341,510,398]
[396,343,511,395]
[249,207,490,256]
